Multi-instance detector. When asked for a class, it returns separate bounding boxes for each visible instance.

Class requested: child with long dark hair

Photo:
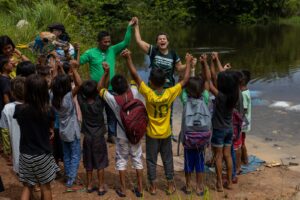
[208,53,240,192]
[77,80,108,195]
[14,74,59,200]
[51,60,82,188]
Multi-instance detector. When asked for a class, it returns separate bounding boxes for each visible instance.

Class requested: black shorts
[83,135,109,171]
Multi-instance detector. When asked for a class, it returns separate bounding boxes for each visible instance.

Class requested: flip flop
[98,190,107,196]
[181,186,192,195]
[147,185,157,195]
[166,187,176,195]
[116,189,126,198]
[196,190,204,196]
[86,187,97,193]
[132,187,143,198]
[223,182,233,190]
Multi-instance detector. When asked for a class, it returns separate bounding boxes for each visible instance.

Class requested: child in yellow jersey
[121,49,192,195]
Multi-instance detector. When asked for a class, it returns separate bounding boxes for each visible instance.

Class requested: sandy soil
[1,139,300,200]
[1,101,300,199]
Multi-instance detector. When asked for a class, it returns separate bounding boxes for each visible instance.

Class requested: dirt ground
[2,101,300,199]
[1,139,300,200]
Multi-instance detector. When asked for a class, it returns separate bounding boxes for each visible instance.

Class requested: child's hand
[121,49,131,59]
[185,53,193,63]
[223,63,231,70]
[69,60,79,72]
[129,17,137,26]
[199,54,208,63]
[211,52,218,60]
[102,62,110,74]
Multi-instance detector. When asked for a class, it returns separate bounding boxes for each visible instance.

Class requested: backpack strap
[114,89,134,107]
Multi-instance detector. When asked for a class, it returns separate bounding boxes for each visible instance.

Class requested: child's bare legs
[223,146,233,189]
[241,132,248,165]
[21,184,31,200]
[40,183,52,200]
[185,172,192,191]
[136,169,143,193]
[196,172,204,194]
[213,146,223,191]
[119,170,126,194]
[235,148,242,174]
[97,169,105,192]
[86,170,93,190]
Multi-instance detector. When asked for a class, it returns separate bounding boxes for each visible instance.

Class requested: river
[116,23,300,146]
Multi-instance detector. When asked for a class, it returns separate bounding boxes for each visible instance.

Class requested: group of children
[0,18,252,199]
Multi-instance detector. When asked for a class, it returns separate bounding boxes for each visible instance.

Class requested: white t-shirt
[0,101,22,173]
[100,85,138,140]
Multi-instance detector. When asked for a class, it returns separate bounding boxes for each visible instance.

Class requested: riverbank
[1,100,300,199]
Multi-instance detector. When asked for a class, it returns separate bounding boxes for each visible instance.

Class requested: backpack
[181,97,212,149]
[114,90,148,144]
[232,110,243,141]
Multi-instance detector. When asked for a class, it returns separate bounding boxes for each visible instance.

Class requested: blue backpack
[181,97,212,149]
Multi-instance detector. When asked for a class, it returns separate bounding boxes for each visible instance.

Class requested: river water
[117,23,300,145]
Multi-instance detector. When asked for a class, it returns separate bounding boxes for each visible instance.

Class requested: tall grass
[0,0,93,63]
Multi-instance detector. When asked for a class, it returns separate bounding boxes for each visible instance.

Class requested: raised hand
[129,17,137,26]
[185,53,193,63]
[199,54,208,63]
[211,52,218,61]
[223,63,231,71]
[121,49,132,59]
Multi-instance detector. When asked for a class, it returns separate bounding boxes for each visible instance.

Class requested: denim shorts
[211,128,233,147]
[184,148,205,173]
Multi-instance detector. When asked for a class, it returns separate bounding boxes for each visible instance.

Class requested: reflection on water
[113,23,300,102]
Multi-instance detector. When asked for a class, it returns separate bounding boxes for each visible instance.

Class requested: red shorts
[233,133,242,150]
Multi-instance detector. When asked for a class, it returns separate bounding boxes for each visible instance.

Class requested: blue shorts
[184,149,205,173]
[211,128,233,148]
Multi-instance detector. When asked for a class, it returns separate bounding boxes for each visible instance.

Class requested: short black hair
[0,56,9,73]
[37,66,51,76]
[11,76,26,101]
[0,35,15,54]
[186,77,204,98]
[111,74,129,95]
[149,68,166,88]
[16,61,36,77]
[156,32,169,42]
[241,70,251,85]
[62,62,70,74]
[97,31,110,41]
[79,80,98,99]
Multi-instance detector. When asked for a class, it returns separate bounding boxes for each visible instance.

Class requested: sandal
[86,186,97,193]
[216,183,223,192]
[223,182,233,190]
[116,189,126,197]
[148,185,157,195]
[196,185,204,196]
[132,187,143,198]
[98,190,107,196]
[166,187,176,195]
[181,186,192,195]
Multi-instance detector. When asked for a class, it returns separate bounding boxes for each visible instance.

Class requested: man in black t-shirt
[133,17,186,142]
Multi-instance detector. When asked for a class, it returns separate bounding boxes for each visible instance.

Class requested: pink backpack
[114,90,148,144]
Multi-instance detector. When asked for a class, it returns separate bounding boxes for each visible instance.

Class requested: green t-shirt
[148,45,180,88]
[180,89,210,106]
[80,25,132,90]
